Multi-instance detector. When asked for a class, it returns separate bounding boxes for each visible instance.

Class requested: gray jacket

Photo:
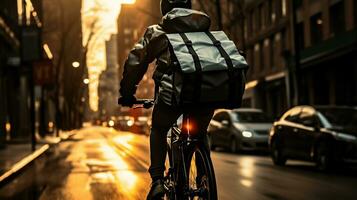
[119,8,211,98]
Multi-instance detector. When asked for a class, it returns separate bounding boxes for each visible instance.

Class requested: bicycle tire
[185,144,218,200]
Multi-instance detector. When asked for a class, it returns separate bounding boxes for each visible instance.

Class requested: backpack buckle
[213,41,221,46]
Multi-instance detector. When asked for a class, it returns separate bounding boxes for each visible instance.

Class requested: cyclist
[118,0,214,199]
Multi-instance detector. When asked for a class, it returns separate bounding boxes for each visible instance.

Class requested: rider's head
[160,0,192,16]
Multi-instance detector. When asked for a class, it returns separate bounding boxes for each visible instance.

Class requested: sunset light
[82,0,123,111]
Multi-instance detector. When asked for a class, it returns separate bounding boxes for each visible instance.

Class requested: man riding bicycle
[118,0,215,199]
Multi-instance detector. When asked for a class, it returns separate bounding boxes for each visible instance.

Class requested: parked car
[133,116,151,135]
[208,108,273,152]
[115,116,135,131]
[269,106,357,170]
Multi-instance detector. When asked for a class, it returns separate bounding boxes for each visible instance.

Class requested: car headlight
[108,120,115,127]
[242,130,253,138]
[333,132,357,142]
[127,120,134,127]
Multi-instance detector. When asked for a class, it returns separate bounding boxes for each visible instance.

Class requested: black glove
[118,96,136,108]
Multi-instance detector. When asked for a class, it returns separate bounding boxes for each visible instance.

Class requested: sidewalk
[0,131,75,185]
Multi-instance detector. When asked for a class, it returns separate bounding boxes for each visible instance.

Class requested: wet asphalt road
[1,126,357,200]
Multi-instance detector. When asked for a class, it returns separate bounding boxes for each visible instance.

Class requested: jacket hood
[161,8,211,33]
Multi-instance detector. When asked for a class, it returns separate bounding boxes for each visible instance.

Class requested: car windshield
[317,108,357,128]
[234,112,272,123]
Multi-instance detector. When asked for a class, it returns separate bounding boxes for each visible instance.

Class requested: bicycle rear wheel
[186,145,217,200]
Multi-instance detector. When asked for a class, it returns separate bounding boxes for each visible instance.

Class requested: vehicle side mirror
[221,120,230,126]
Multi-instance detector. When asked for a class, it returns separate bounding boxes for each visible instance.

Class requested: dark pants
[148,99,214,181]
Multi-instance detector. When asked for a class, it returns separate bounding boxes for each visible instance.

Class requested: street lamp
[72,61,80,68]
[83,78,90,84]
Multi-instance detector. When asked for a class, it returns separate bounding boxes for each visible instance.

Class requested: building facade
[0,0,43,145]
[42,0,83,130]
[117,0,160,115]
[243,0,292,118]
[243,0,357,118]
[0,0,20,146]
[295,0,357,106]
[99,34,119,120]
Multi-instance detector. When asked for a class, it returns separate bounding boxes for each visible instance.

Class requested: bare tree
[42,0,102,130]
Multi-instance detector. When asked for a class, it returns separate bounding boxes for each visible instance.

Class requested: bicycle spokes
[188,152,210,200]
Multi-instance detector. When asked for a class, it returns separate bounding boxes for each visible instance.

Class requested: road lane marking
[101,133,150,170]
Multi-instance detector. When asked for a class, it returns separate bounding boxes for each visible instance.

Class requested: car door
[282,107,302,156]
[210,112,226,146]
[219,112,234,147]
[296,108,320,159]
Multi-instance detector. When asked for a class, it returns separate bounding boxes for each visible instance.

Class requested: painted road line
[101,133,150,169]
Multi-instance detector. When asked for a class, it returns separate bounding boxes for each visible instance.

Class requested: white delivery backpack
[159,31,249,109]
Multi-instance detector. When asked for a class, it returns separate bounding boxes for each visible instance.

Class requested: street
[1,126,357,200]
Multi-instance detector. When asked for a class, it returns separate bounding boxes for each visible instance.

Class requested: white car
[208,108,273,152]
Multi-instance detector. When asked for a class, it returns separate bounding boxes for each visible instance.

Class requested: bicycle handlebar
[118,99,155,109]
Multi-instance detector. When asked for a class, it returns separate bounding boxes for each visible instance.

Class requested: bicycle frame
[166,114,202,198]
[118,99,216,199]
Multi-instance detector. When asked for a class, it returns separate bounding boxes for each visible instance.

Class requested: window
[251,11,256,34]
[254,43,261,71]
[355,0,357,27]
[256,7,262,30]
[273,33,282,69]
[282,0,287,16]
[268,0,273,25]
[234,112,273,123]
[247,48,254,73]
[271,0,276,23]
[283,107,301,122]
[263,39,270,69]
[244,19,248,40]
[298,108,319,127]
[329,1,345,36]
[296,22,305,49]
[260,4,265,29]
[295,0,303,9]
[124,28,131,35]
[310,13,323,45]
[260,41,264,70]
[213,112,228,122]
[269,37,275,69]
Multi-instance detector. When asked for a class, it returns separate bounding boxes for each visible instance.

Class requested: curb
[0,130,76,186]
[0,144,50,186]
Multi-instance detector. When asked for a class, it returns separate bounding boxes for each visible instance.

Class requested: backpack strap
[179,33,202,102]
[205,31,237,103]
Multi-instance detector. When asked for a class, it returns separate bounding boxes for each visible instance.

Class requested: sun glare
[120,0,136,4]
[82,0,124,111]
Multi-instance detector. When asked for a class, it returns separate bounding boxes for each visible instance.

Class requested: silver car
[208,108,273,152]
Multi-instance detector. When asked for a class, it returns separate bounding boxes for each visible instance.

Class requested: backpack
[158,31,249,109]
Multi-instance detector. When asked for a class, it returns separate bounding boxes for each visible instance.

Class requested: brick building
[243,0,292,117]
[295,0,357,107]
[243,0,357,118]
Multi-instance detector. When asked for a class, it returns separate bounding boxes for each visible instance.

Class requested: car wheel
[230,138,238,153]
[315,143,333,171]
[271,139,286,166]
[210,144,216,151]
[208,135,216,151]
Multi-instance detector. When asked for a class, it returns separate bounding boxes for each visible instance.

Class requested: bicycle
[128,99,218,200]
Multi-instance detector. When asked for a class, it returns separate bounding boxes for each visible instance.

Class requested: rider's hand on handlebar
[118,96,136,108]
